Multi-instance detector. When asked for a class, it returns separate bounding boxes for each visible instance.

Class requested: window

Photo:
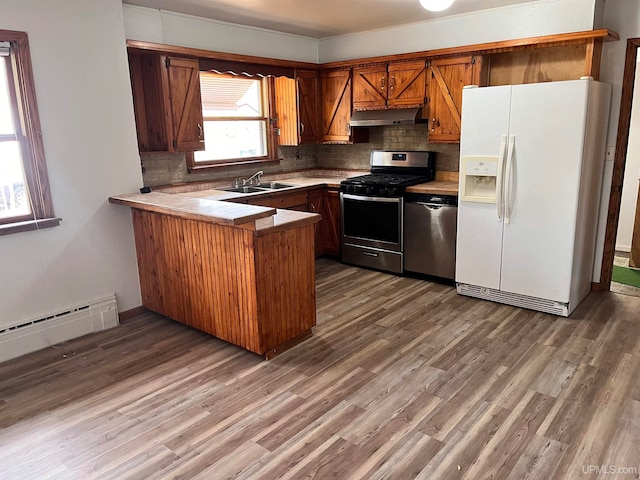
[0,30,57,234]
[188,72,278,169]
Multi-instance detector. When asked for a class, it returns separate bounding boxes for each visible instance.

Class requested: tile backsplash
[141,124,460,187]
[316,124,460,172]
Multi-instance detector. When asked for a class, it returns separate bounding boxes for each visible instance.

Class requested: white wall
[615,61,640,252]
[591,0,640,278]
[123,5,319,63]
[0,0,143,329]
[318,0,598,63]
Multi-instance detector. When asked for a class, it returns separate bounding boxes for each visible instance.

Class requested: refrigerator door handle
[504,135,515,224]
[496,134,507,221]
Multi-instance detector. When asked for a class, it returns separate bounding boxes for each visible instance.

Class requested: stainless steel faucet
[242,170,264,186]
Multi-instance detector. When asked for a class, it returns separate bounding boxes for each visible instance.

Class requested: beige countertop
[406,181,459,196]
[109,191,321,232]
[109,192,276,226]
[172,172,365,203]
[110,170,458,231]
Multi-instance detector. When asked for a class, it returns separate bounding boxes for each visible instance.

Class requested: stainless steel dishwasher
[403,193,458,280]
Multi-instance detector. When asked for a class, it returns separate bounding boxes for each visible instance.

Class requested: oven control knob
[366,186,374,195]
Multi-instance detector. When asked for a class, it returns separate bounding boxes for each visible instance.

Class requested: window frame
[185,73,280,171]
[0,30,58,234]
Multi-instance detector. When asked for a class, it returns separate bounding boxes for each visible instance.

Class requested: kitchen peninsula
[109,191,320,358]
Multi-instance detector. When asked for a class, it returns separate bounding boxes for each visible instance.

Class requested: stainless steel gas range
[339,150,435,274]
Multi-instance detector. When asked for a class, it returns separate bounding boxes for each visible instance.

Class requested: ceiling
[123,0,539,38]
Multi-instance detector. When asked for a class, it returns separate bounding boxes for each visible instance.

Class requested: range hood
[350,108,423,127]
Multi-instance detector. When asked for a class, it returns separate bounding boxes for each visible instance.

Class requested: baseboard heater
[0,295,119,363]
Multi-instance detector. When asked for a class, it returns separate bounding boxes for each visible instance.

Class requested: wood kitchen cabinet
[353,60,427,110]
[321,189,341,256]
[247,190,310,211]
[427,55,484,143]
[352,65,388,110]
[320,69,368,144]
[274,70,321,145]
[128,52,205,152]
[308,189,325,257]
[297,70,321,144]
[309,187,341,257]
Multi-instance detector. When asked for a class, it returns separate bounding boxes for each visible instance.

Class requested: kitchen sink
[259,182,297,189]
[221,182,298,193]
[221,186,267,193]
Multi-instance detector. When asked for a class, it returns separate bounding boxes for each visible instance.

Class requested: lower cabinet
[309,188,341,257]
[247,191,309,210]
[247,187,341,257]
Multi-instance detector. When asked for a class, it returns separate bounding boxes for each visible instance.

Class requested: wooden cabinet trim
[129,30,616,75]
[321,29,617,69]
[127,39,319,70]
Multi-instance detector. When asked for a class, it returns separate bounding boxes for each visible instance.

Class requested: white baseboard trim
[0,295,119,364]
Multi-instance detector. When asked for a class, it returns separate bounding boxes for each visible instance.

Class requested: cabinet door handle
[300,122,305,135]
[380,76,385,90]
[390,76,395,90]
[197,124,203,138]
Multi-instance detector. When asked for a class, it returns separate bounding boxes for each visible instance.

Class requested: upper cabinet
[320,69,368,144]
[352,65,387,110]
[126,30,614,150]
[353,60,427,110]
[128,52,205,153]
[387,61,429,108]
[274,69,321,146]
[163,57,205,151]
[297,70,321,144]
[427,55,484,143]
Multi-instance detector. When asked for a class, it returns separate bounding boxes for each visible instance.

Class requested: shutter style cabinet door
[352,65,387,110]
[164,57,205,152]
[387,60,427,108]
[428,55,482,143]
[297,70,321,144]
[321,70,352,143]
[274,76,299,146]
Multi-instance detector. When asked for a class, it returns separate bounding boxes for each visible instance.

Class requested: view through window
[194,73,269,164]
[0,45,30,221]
[0,30,56,232]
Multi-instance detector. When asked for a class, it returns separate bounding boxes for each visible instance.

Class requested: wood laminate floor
[1,259,640,480]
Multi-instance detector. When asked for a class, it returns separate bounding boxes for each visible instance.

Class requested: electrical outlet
[606,146,615,161]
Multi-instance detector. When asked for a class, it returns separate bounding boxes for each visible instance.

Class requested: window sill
[187,157,282,172]
[0,217,61,236]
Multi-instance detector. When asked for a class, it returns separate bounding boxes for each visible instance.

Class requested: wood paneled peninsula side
[109,191,320,358]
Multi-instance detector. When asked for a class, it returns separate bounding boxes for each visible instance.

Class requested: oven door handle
[341,193,402,203]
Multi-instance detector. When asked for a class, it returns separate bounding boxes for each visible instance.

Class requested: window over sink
[187,72,278,169]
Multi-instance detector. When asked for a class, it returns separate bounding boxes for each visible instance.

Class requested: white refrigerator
[455,78,611,316]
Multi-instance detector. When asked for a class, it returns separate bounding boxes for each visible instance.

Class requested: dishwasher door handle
[416,203,454,210]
